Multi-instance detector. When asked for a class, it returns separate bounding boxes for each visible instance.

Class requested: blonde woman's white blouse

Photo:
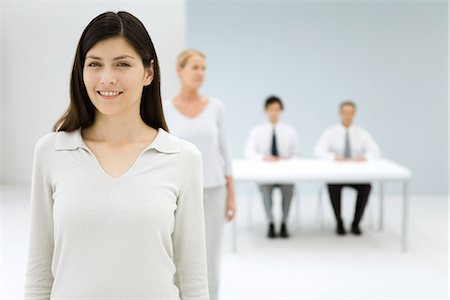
[164,98,233,188]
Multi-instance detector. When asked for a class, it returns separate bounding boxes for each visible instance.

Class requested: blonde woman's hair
[176,49,205,68]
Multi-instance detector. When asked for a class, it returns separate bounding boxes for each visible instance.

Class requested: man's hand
[353,156,367,162]
[263,156,279,161]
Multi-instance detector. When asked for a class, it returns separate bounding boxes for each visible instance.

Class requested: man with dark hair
[265,96,284,110]
[314,101,381,235]
[245,96,299,238]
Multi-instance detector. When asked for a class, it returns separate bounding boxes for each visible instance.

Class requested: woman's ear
[176,66,182,78]
[144,65,154,86]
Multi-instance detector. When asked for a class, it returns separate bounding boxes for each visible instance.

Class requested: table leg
[379,182,384,231]
[402,181,410,253]
[247,186,253,228]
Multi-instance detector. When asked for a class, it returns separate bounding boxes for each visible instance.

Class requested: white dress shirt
[164,98,233,188]
[244,121,299,160]
[314,123,381,160]
[24,128,209,300]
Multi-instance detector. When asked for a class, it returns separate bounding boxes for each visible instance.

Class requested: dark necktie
[344,129,352,158]
[271,128,279,157]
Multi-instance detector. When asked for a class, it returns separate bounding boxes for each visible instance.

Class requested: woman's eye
[117,62,130,67]
[87,62,101,67]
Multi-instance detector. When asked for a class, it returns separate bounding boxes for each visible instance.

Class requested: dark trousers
[327,183,371,226]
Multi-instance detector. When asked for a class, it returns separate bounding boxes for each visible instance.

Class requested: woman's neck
[85,111,153,144]
[177,86,201,103]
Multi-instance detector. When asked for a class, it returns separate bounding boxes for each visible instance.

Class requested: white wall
[186,1,448,194]
[0,3,5,184]
[1,1,448,195]
[0,1,186,183]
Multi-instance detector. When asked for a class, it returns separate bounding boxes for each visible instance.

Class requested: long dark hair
[54,11,168,132]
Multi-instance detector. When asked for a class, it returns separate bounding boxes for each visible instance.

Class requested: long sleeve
[217,102,233,176]
[314,130,335,160]
[24,145,54,300]
[361,129,381,160]
[173,156,209,300]
[244,128,263,160]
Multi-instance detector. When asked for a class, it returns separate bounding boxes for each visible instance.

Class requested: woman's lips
[97,91,123,99]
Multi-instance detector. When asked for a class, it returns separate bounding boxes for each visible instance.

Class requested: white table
[231,159,412,252]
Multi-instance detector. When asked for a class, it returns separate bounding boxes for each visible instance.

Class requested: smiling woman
[24,11,209,300]
[82,37,153,119]
[53,11,165,133]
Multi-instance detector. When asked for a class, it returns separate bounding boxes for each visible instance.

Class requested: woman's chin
[190,82,203,89]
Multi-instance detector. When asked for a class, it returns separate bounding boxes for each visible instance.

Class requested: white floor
[1,184,448,299]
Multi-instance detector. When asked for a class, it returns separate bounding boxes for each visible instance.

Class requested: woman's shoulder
[179,139,202,164]
[208,97,224,109]
[159,129,202,162]
[206,97,227,120]
[34,130,82,159]
[32,131,65,166]
[34,131,59,152]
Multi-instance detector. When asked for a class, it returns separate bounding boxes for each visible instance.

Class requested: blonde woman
[164,49,236,300]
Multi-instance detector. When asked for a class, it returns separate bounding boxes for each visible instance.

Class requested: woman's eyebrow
[85,55,135,60]
[113,55,135,60]
[85,55,101,60]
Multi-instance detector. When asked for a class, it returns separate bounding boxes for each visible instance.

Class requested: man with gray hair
[314,101,381,235]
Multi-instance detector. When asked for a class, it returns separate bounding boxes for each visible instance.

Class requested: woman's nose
[196,69,205,78]
[100,68,117,85]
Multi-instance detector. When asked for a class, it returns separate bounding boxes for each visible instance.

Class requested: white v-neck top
[163,98,233,188]
[24,128,209,300]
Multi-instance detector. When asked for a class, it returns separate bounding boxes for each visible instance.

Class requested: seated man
[314,101,381,236]
[244,96,299,238]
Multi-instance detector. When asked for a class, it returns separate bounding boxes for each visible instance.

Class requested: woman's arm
[225,175,236,221]
[172,154,209,300]
[216,101,236,221]
[24,144,54,300]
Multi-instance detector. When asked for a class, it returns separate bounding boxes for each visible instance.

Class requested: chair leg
[317,185,325,230]
[379,182,384,231]
[294,186,301,229]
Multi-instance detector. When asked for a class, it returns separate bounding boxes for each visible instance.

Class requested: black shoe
[351,223,362,235]
[336,221,346,235]
[279,223,289,238]
[267,223,276,238]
